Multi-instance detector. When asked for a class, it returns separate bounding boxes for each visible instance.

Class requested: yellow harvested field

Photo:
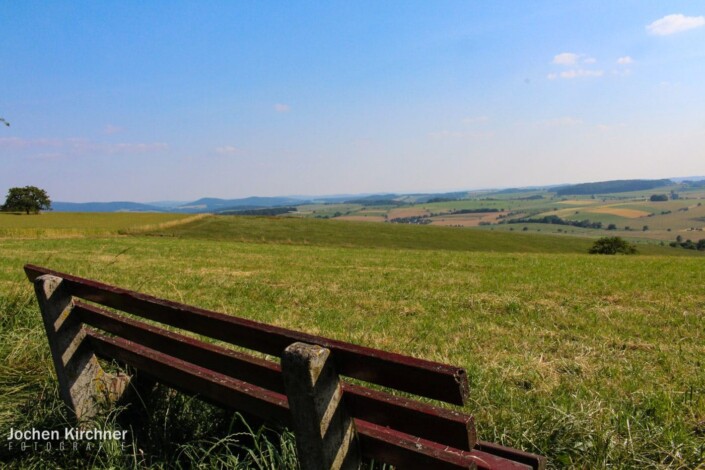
[388,208,430,219]
[557,200,599,206]
[336,215,386,222]
[588,207,650,218]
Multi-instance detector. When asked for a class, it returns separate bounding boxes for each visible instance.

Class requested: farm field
[0,212,203,239]
[0,213,704,468]
[293,184,705,248]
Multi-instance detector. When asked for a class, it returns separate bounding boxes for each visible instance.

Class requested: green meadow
[0,212,203,239]
[0,214,704,468]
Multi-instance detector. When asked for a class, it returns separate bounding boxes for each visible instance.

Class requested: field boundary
[118,213,212,235]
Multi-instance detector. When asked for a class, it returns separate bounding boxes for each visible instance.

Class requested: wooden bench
[25,264,545,470]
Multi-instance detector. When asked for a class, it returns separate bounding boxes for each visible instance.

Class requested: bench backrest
[26,264,544,470]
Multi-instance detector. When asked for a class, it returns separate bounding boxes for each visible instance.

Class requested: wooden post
[33,274,129,420]
[281,342,361,470]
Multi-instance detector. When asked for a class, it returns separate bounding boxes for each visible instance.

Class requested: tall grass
[0,212,198,239]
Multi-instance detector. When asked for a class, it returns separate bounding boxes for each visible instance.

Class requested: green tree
[588,236,637,255]
[1,186,52,214]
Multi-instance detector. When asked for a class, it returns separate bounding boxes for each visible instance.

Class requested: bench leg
[33,275,129,420]
[282,342,361,470]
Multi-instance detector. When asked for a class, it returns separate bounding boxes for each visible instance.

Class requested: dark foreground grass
[0,219,704,468]
[0,283,299,469]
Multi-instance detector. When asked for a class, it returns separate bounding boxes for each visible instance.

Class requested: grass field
[0,212,204,239]
[1,213,704,468]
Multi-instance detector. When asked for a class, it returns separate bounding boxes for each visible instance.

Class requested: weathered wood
[281,342,360,470]
[87,331,508,468]
[74,301,476,450]
[86,329,292,425]
[32,275,128,419]
[475,441,546,470]
[25,264,468,405]
[355,420,532,469]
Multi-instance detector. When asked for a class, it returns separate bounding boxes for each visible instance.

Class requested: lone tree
[588,236,637,255]
[2,186,52,214]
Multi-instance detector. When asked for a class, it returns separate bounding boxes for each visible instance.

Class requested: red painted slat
[475,441,546,470]
[355,420,531,470]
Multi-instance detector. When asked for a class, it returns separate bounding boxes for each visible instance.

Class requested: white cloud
[462,116,489,125]
[552,53,579,65]
[647,14,705,36]
[274,103,291,113]
[616,56,634,65]
[0,137,168,156]
[0,137,61,149]
[550,69,604,80]
[215,145,239,155]
[596,123,626,132]
[103,124,123,135]
[537,117,583,128]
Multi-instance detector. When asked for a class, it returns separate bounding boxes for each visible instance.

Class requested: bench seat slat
[475,441,546,470]
[76,301,476,450]
[355,420,531,470]
[26,264,467,405]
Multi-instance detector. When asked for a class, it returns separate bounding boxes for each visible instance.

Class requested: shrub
[588,237,638,255]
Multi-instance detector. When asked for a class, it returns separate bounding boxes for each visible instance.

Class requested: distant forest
[220,207,297,216]
[555,179,672,196]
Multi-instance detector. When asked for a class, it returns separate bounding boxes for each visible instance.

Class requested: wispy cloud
[552,53,579,65]
[103,124,123,135]
[274,103,291,113]
[616,56,634,65]
[0,137,63,149]
[596,123,626,132]
[647,14,705,36]
[214,145,239,155]
[536,116,583,128]
[552,53,596,66]
[547,69,604,80]
[549,52,604,80]
[462,116,490,125]
[0,137,168,156]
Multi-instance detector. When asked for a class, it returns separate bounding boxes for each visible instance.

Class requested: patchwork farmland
[292,182,705,247]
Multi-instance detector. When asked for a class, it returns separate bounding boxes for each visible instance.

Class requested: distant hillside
[344,194,401,205]
[555,179,672,196]
[52,201,163,212]
[175,196,308,213]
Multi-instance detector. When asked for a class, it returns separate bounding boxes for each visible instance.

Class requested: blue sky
[2,2,704,202]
